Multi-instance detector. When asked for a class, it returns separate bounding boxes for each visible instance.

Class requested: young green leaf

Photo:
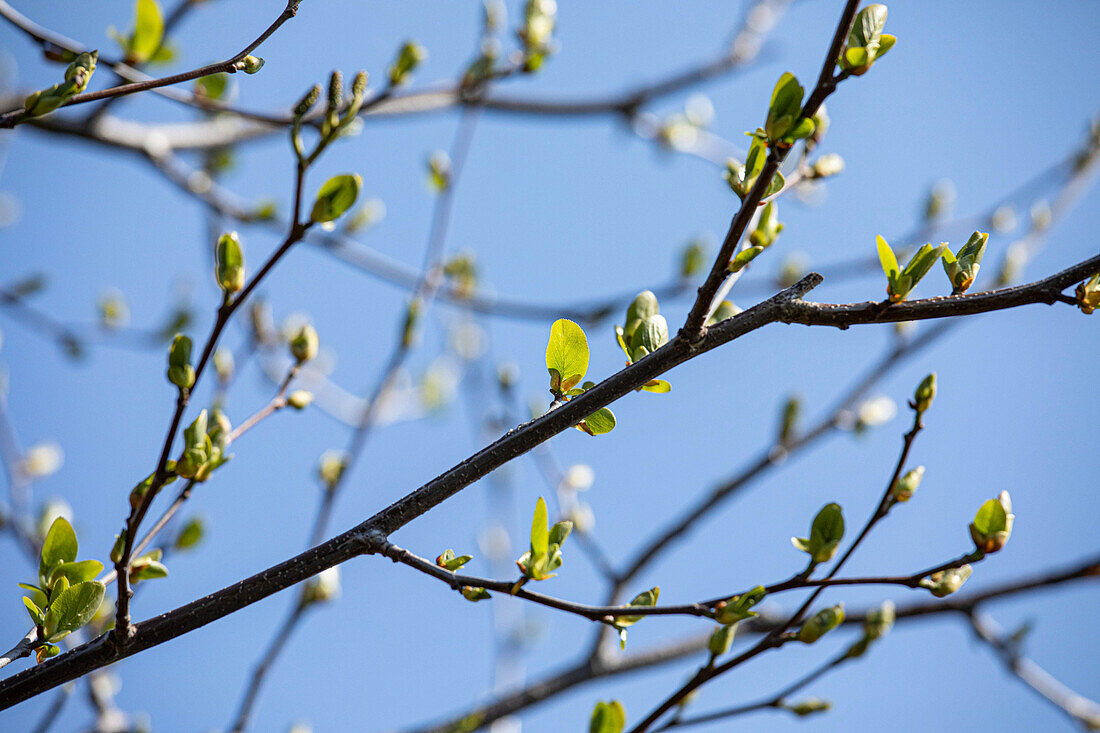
[578,407,616,436]
[792,502,844,564]
[23,596,45,626]
[311,174,362,224]
[590,700,626,733]
[764,73,813,145]
[123,0,165,64]
[530,497,549,558]
[708,623,737,657]
[39,517,79,586]
[175,517,204,550]
[545,319,589,395]
[48,560,103,587]
[461,586,491,602]
[876,235,899,279]
[714,586,766,625]
[46,580,106,640]
[613,587,660,649]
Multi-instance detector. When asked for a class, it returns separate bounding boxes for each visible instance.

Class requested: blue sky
[1,1,1099,731]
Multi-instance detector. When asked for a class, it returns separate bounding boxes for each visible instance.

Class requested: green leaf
[530,497,549,557]
[641,379,671,394]
[174,517,204,550]
[195,73,229,101]
[545,319,589,395]
[615,587,660,629]
[130,559,169,582]
[39,517,78,585]
[877,34,897,57]
[128,0,165,64]
[461,586,491,602]
[49,560,103,586]
[792,502,844,564]
[590,700,626,733]
[580,407,616,436]
[311,174,362,224]
[901,243,948,286]
[876,235,899,279]
[972,498,1007,535]
[765,72,804,141]
[708,623,737,657]
[47,580,105,637]
[22,596,44,626]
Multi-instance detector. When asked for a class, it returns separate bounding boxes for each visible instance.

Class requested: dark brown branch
[0,1,302,128]
[1,252,1095,705]
[402,553,1100,733]
[680,0,860,336]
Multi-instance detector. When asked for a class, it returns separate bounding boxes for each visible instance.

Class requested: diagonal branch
[0,253,1096,705]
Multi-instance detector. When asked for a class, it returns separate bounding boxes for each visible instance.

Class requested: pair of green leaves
[876,236,946,302]
[792,502,845,564]
[516,497,572,581]
[726,134,785,201]
[109,0,169,66]
[839,4,896,76]
[942,231,988,294]
[613,292,671,393]
[877,232,987,301]
[21,518,106,654]
[713,586,766,625]
[435,549,472,572]
[611,587,659,649]
[545,319,617,435]
[590,700,625,733]
[174,409,232,482]
[763,73,816,147]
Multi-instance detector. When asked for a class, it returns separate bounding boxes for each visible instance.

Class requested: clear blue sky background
[1,1,1098,731]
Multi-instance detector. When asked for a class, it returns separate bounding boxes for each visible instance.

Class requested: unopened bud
[286,390,314,410]
[914,373,936,414]
[969,490,1013,554]
[215,231,245,294]
[797,603,844,644]
[239,55,265,74]
[921,564,972,597]
[890,466,924,503]
[289,323,319,364]
[785,698,831,717]
[167,334,195,389]
[318,450,349,490]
